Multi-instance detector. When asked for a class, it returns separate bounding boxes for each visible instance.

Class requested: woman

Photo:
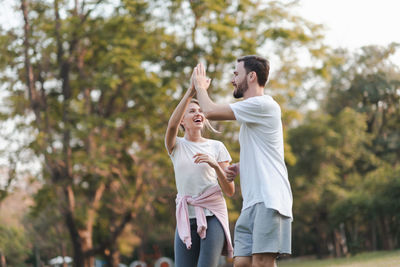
[165,74,234,267]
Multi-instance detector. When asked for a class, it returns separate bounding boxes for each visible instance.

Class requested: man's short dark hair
[237,55,270,87]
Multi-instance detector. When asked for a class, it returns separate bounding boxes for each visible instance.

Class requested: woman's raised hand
[188,68,196,97]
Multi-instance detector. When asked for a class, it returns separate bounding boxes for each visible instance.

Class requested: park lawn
[278,250,400,267]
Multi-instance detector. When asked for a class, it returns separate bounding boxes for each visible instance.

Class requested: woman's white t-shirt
[169,137,232,218]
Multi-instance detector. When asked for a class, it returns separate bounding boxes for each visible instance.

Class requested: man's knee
[234,256,252,267]
[252,253,278,267]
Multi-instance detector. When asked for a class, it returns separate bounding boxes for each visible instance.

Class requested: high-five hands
[225,163,239,182]
[188,67,197,97]
[193,63,211,91]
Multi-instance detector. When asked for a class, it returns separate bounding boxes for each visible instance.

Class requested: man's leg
[233,256,252,267]
[252,253,278,267]
[250,204,291,267]
[233,207,255,267]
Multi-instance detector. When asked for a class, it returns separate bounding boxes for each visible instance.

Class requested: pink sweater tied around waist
[175,185,233,258]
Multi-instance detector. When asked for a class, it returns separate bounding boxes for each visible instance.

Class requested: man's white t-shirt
[230,95,293,219]
[169,137,232,218]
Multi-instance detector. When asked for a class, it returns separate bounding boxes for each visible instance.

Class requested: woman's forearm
[214,164,235,197]
[165,87,194,154]
[168,88,194,129]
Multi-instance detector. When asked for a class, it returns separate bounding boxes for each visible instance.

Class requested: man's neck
[243,85,264,99]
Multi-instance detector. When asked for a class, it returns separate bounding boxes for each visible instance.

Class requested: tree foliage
[288,44,400,257]
[2,0,399,265]
[0,225,30,266]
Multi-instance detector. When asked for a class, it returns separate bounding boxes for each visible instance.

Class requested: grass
[278,250,400,267]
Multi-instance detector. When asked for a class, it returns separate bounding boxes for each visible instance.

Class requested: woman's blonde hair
[180,99,220,134]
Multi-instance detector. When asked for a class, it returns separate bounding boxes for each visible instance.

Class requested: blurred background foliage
[0,0,399,266]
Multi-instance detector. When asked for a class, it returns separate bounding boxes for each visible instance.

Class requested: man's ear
[249,72,256,81]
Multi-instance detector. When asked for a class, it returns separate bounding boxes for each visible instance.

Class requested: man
[192,56,293,267]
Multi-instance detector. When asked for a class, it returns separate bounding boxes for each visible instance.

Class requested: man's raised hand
[193,63,211,91]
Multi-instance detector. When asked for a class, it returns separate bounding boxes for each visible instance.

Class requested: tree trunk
[0,250,6,267]
[314,213,330,258]
[334,229,342,257]
[64,198,94,267]
[377,216,395,250]
[69,230,94,267]
[340,223,348,255]
[333,224,348,257]
[382,216,395,250]
[61,243,68,267]
[371,219,377,250]
[80,229,95,267]
[34,246,41,267]
[107,244,120,267]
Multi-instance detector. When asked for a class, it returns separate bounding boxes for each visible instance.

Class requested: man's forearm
[196,88,236,121]
[192,62,235,120]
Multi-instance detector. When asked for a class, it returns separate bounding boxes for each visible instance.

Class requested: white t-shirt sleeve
[217,141,232,163]
[229,96,278,124]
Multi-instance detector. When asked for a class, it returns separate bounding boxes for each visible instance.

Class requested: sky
[1,0,400,53]
[295,0,400,53]
[1,0,400,180]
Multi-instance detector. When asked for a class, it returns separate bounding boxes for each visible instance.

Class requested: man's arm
[193,63,236,121]
[196,88,235,121]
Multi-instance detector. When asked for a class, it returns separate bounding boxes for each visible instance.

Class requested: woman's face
[181,102,205,131]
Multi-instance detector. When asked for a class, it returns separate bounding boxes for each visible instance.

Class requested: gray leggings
[174,215,225,267]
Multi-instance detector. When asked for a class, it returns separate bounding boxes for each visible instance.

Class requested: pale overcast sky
[2,0,400,49]
[1,0,400,52]
[295,0,400,50]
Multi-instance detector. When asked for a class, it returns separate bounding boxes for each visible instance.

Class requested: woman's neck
[184,130,205,142]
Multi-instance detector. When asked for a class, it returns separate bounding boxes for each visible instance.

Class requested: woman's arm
[165,76,195,154]
[193,154,235,197]
[225,162,239,182]
[214,161,235,197]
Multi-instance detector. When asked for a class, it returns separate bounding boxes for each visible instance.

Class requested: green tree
[324,44,400,252]
[331,165,400,252]
[24,184,72,263]
[1,0,177,265]
[290,44,400,257]
[1,0,328,264]
[0,225,30,266]
[325,44,400,166]
[288,108,374,257]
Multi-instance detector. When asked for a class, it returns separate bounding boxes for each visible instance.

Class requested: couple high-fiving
[165,55,293,267]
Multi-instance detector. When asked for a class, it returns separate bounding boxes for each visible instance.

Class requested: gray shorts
[234,202,292,257]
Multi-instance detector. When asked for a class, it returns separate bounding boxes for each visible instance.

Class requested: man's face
[231,61,248,99]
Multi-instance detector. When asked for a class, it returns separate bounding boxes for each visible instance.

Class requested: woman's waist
[176,182,219,198]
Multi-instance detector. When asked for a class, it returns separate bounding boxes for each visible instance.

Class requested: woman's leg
[174,219,200,267]
[197,216,226,267]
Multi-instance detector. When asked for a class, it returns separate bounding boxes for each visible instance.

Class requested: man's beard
[233,79,248,99]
